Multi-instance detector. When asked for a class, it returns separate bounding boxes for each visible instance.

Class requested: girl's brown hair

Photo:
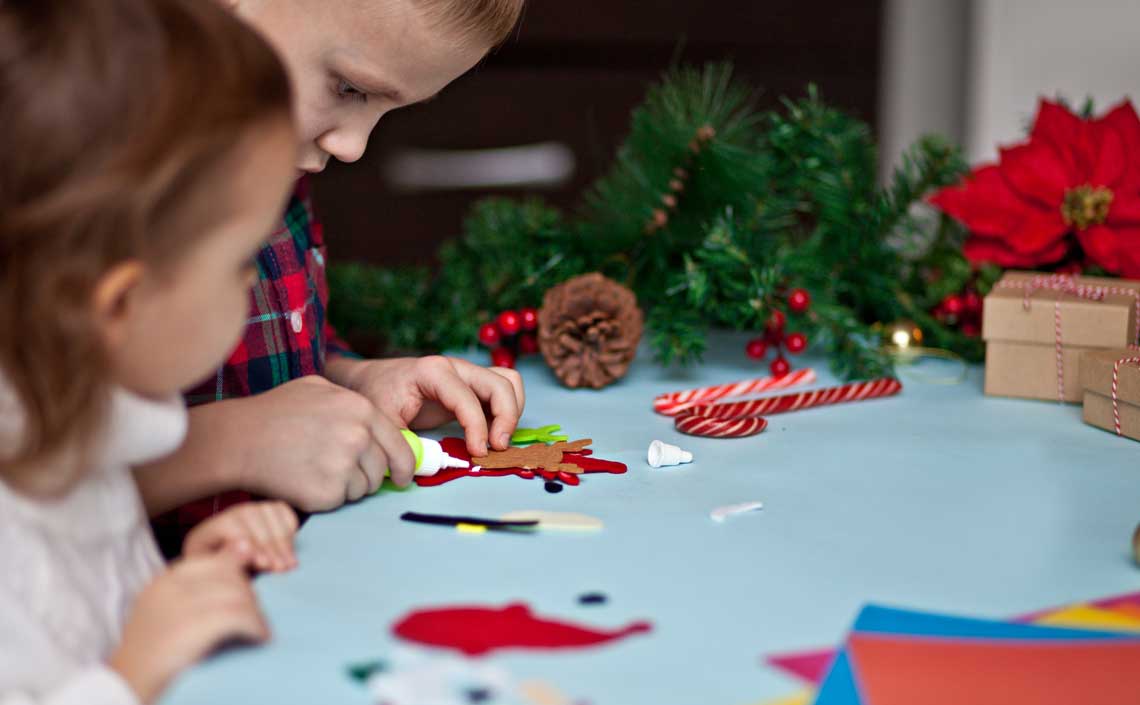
[0,0,292,474]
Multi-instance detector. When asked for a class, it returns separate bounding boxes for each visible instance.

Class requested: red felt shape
[392,602,651,656]
[848,633,1140,705]
[413,438,626,487]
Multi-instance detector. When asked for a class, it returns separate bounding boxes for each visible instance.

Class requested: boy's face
[230,0,489,173]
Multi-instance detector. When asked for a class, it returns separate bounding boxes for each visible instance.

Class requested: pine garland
[328,63,981,379]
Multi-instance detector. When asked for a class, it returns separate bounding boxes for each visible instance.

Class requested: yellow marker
[456,523,487,534]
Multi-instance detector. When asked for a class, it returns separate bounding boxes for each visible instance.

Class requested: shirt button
[290,311,303,334]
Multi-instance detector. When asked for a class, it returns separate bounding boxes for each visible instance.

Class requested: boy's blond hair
[415,0,525,46]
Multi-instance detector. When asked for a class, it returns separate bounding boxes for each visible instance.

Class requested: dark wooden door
[312,1,884,266]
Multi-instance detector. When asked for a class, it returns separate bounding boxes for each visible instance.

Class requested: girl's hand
[109,554,269,704]
[183,500,299,573]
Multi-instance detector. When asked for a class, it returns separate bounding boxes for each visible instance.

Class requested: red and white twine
[997,274,1140,402]
[1111,356,1140,435]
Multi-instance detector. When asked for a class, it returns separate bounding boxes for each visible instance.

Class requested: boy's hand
[326,355,525,457]
[224,376,416,511]
[184,501,299,573]
[109,554,268,705]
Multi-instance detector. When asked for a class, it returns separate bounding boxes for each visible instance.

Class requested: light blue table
[163,332,1140,705]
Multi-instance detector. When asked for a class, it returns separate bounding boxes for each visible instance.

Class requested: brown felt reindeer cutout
[474,439,593,475]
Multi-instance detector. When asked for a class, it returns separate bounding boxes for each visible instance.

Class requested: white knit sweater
[0,381,187,705]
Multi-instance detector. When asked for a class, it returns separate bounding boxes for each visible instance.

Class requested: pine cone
[538,273,643,389]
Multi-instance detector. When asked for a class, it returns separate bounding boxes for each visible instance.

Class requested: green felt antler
[510,424,569,446]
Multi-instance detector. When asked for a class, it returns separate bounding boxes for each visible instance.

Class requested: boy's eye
[335,79,368,104]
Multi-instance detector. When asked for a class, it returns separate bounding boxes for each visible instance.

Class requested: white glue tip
[710,501,764,523]
[443,454,470,469]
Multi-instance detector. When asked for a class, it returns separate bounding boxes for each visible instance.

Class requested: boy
[138,0,528,547]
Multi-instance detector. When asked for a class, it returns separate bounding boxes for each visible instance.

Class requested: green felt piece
[510,424,569,445]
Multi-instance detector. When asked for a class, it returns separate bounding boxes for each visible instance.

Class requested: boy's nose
[317,127,370,165]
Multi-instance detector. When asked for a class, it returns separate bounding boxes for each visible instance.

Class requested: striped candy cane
[653,368,817,416]
[673,378,902,438]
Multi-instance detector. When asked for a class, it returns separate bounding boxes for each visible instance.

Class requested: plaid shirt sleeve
[151,177,346,556]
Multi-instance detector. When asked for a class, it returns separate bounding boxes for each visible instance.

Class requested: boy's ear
[91,260,146,349]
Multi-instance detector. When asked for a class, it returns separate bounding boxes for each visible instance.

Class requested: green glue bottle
[398,429,470,478]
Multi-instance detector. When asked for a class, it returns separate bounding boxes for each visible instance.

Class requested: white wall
[878,0,970,178]
[966,0,1140,162]
[880,0,1140,172]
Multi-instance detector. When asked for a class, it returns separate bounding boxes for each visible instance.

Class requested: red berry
[785,332,807,354]
[496,310,521,336]
[769,356,790,378]
[963,291,982,314]
[520,307,539,331]
[767,310,786,333]
[518,332,539,355]
[787,288,811,313]
[745,337,769,360]
[941,294,964,317]
[477,323,501,348]
[960,322,980,337]
[490,346,516,368]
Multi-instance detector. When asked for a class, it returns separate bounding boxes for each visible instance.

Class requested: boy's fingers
[449,359,522,450]
[345,465,370,503]
[488,366,526,415]
[420,360,490,456]
[357,443,386,494]
[370,414,416,486]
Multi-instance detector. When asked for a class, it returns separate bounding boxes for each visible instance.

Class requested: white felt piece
[709,501,764,523]
[499,510,604,531]
[367,648,519,705]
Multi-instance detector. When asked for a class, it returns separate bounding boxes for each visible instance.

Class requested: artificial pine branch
[328,63,983,380]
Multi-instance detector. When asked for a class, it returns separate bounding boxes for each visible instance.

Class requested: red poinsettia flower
[929,99,1140,277]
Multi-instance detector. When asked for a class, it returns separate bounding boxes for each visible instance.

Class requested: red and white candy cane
[998,274,1140,402]
[653,368,817,416]
[674,377,902,438]
[1112,355,1140,435]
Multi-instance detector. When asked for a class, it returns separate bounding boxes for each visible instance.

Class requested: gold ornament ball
[881,320,923,351]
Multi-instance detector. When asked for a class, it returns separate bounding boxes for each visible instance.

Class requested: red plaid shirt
[152,177,351,556]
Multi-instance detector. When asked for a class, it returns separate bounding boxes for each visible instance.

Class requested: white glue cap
[647,440,693,468]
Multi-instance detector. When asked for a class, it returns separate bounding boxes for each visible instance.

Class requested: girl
[1,0,302,702]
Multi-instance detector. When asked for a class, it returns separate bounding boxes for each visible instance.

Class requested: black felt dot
[578,592,608,605]
[346,660,387,683]
[466,687,492,703]
[544,481,563,493]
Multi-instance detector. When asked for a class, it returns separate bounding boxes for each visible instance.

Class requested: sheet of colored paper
[811,604,1140,705]
[773,591,1140,686]
[811,650,862,705]
[1033,604,1140,632]
[850,604,1127,642]
[847,633,1140,705]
